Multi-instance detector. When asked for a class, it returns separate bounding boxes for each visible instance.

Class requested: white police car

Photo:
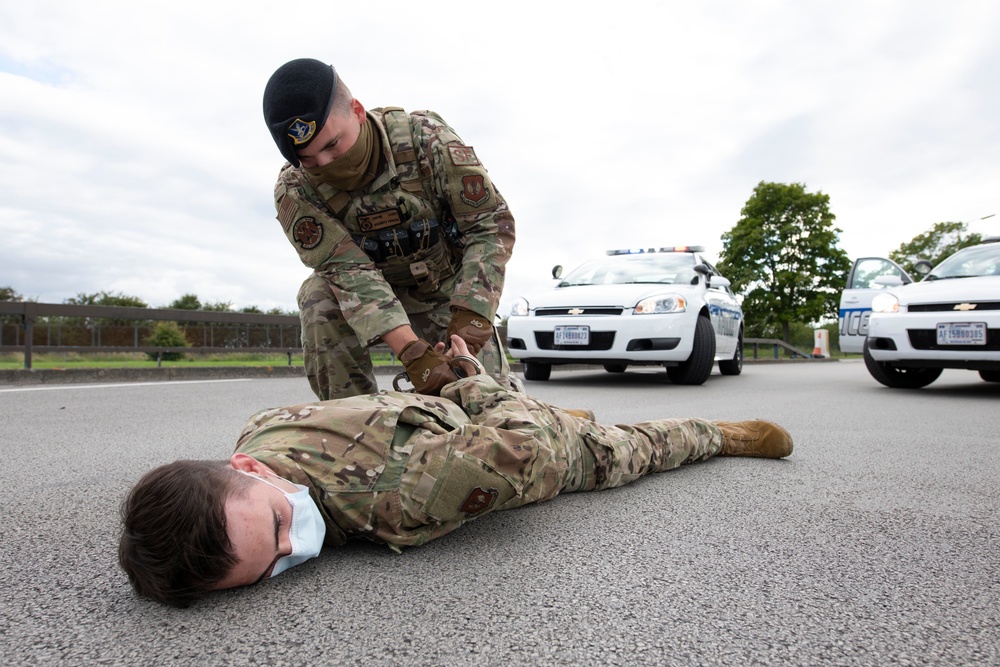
[506,247,744,384]
[838,237,1000,388]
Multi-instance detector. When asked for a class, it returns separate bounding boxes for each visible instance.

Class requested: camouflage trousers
[297,273,515,401]
[391,377,726,546]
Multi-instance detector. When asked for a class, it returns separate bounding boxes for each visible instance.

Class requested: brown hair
[118,460,253,608]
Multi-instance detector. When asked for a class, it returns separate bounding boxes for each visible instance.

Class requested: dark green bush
[145,321,190,361]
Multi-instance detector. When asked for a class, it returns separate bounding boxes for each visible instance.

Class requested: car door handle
[843,296,860,304]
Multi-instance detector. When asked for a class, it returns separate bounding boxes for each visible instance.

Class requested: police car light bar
[606,246,705,256]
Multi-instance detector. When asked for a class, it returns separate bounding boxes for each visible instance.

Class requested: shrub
[145,321,190,361]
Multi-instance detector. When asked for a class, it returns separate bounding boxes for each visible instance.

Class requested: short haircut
[329,76,354,118]
[118,460,253,608]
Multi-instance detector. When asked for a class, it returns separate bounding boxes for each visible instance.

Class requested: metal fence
[0,302,302,369]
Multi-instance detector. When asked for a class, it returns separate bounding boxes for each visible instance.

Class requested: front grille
[908,301,1000,312]
[535,331,616,351]
[535,307,624,317]
[908,329,1000,351]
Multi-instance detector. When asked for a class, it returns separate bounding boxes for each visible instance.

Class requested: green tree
[717,181,851,342]
[144,321,190,361]
[65,291,148,308]
[169,293,202,310]
[1,287,23,302]
[202,300,233,312]
[888,221,982,275]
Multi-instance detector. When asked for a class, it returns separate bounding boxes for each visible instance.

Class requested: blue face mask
[239,471,327,577]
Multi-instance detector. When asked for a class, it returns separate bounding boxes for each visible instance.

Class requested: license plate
[936,322,986,345]
[554,325,590,345]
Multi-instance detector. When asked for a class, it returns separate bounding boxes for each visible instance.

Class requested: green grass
[0,351,400,370]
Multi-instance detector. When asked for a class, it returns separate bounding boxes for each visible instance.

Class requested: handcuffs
[392,354,483,392]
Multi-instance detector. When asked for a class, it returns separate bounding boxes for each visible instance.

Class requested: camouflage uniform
[273,108,515,400]
[235,375,724,551]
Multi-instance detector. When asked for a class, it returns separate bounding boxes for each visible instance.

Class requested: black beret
[263,59,338,166]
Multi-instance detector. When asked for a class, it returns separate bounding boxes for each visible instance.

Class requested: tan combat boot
[563,409,597,421]
[714,420,793,459]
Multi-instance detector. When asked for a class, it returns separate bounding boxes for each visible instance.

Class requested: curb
[0,357,836,386]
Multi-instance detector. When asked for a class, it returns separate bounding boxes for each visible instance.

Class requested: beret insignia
[288,118,317,145]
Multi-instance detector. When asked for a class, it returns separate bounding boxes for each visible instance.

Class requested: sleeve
[273,166,410,344]
[421,115,516,320]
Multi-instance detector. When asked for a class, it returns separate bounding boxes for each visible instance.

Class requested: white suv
[838,238,1000,388]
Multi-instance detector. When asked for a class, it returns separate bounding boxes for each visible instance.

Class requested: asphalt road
[0,362,997,666]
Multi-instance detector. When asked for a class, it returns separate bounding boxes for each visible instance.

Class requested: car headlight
[871,292,900,313]
[634,294,687,314]
[509,297,529,317]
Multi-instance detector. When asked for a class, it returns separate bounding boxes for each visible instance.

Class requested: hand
[399,339,459,395]
[444,335,483,378]
[446,308,493,354]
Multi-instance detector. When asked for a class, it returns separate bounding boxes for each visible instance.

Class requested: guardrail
[2,302,823,370]
[744,337,818,360]
[0,302,302,370]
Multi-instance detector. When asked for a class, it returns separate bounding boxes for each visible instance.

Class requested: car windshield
[559,254,699,286]
[925,243,1000,280]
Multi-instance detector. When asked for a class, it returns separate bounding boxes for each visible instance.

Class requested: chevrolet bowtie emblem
[568,308,585,315]
[954,303,978,311]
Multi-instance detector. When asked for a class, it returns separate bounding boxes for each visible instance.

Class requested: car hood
[522,284,694,309]
[894,276,1000,305]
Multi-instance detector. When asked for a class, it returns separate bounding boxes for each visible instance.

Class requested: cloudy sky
[2,1,998,316]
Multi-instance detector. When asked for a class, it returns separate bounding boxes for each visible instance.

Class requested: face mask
[238,471,327,577]
[303,116,379,191]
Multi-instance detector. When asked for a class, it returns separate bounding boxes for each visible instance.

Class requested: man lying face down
[119,337,792,607]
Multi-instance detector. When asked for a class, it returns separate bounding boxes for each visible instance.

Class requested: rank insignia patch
[288,118,316,145]
[460,487,498,516]
[460,175,489,207]
[293,217,323,249]
[448,144,481,166]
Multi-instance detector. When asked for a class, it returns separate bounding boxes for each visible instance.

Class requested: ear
[350,97,366,123]
[229,453,272,474]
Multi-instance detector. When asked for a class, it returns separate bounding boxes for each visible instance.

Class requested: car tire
[979,370,1000,382]
[667,316,716,385]
[523,362,551,382]
[863,340,942,388]
[718,331,743,376]
[603,363,628,373]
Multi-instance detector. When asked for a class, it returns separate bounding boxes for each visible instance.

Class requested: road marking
[0,379,253,393]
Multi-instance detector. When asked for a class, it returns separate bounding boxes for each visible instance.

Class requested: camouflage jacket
[234,375,724,552]
[272,107,515,344]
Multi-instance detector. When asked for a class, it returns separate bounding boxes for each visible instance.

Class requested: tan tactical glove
[398,339,459,395]
[446,308,493,354]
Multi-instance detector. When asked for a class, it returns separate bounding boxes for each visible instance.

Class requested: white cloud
[1,0,999,319]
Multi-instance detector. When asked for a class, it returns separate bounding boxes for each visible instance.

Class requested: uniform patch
[460,175,490,207]
[288,118,316,145]
[293,217,323,249]
[460,487,498,516]
[277,195,298,230]
[448,144,481,167]
[357,208,403,232]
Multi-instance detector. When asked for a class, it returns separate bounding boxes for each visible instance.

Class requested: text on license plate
[936,322,986,346]
[554,325,590,345]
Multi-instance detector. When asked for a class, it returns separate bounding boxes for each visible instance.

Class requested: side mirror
[693,263,711,286]
[552,265,563,279]
[913,260,933,276]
